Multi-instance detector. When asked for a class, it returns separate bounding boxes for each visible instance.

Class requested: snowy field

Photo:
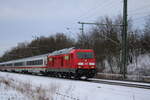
[0,72,150,100]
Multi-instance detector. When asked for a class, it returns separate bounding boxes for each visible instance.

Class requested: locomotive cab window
[77,52,94,59]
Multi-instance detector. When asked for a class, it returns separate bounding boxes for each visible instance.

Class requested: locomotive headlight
[78,66,82,68]
[78,62,84,65]
[90,66,95,68]
[89,63,95,65]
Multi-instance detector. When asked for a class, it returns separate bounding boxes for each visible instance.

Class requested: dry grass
[0,76,58,100]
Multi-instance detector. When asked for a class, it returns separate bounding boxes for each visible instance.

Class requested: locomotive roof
[49,47,75,56]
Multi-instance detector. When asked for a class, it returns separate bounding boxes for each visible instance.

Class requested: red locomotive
[0,47,96,79]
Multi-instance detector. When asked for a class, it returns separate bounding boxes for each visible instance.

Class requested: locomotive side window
[49,58,53,61]
[77,52,94,59]
[64,55,69,60]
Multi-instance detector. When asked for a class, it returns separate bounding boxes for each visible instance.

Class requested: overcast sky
[0,0,150,56]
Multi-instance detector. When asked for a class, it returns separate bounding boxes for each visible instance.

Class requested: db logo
[85,63,88,65]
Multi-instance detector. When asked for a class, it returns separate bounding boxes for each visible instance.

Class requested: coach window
[32,61,35,65]
[7,63,12,66]
[27,61,32,65]
[14,62,23,66]
[34,60,43,65]
[39,60,43,65]
[35,60,38,65]
[33,60,37,65]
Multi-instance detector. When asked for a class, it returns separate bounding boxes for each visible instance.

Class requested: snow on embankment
[97,54,150,81]
[128,54,150,76]
[0,73,58,100]
[0,72,150,100]
[0,80,28,100]
[0,72,77,100]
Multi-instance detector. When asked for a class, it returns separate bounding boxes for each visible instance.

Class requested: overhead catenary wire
[66,27,78,39]
[128,2,150,21]
[129,4,150,13]
[132,15,150,21]
[66,0,124,39]
[77,0,122,21]
[77,0,107,19]
[67,0,150,40]
[66,0,119,39]
[129,9,150,15]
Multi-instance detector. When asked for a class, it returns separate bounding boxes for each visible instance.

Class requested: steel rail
[87,79,150,89]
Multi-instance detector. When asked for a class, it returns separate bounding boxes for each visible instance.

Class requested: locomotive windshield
[77,52,94,59]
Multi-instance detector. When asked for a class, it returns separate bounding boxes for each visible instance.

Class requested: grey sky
[0,0,150,56]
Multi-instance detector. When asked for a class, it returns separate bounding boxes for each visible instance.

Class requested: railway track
[37,74,150,89]
[88,78,150,89]
[1,71,150,89]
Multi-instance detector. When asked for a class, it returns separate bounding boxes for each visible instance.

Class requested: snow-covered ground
[0,83,29,100]
[0,72,150,100]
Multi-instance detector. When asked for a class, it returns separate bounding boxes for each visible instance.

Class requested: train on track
[0,47,96,79]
